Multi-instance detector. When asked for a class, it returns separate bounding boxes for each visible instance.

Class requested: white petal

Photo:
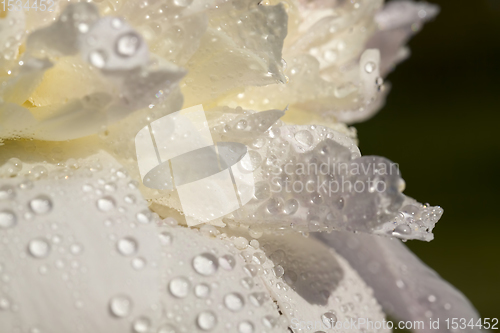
[316,231,483,333]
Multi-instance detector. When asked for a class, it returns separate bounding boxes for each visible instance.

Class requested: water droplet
[321,312,337,328]
[70,243,84,255]
[173,0,193,6]
[295,130,313,147]
[248,292,267,307]
[0,210,17,229]
[218,255,236,271]
[131,257,146,270]
[196,311,217,331]
[192,253,218,276]
[159,232,172,245]
[97,196,116,212]
[116,237,138,256]
[236,119,247,130]
[273,265,284,278]
[116,32,141,57]
[132,317,151,332]
[364,61,376,73]
[136,210,152,224]
[0,297,10,311]
[109,295,132,317]
[237,321,254,333]
[29,195,53,215]
[194,283,210,299]
[168,277,190,298]
[224,293,244,312]
[240,277,254,289]
[252,252,266,265]
[78,23,89,33]
[0,185,15,200]
[428,294,437,303]
[111,18,122,29]
[393,224,412,236]
[89,50,107,68]
[283,199,298,215]
[28,238,51,259]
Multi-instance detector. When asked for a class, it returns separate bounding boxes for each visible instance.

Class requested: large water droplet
[29,195,53,215]
[364,61,376,73]
[97,196,116,212]
[132,317,151,332]
[116,237,138,256]
[224,293,244,312]
[294,130,313,147]
[0,210,17,229]
[89,50,107,68]
[218,255,236,271]
[28,238,51,259]
[192,253,218,276]
[321,312,337,328]
[196,311,217,331]
[238,321,254,333]
[169,277,190,298]
[393,224,412,236]
[109,295,132,318]
[116,32,141,57]
[283,199,298,215]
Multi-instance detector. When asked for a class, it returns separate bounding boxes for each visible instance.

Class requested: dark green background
[356,0,500,319]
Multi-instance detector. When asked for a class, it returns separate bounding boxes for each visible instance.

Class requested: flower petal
[316,231,483,333]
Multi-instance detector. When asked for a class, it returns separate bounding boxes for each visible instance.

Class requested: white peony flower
[0,0,482,332]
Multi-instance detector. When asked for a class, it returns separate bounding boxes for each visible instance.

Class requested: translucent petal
[316,231,483,333]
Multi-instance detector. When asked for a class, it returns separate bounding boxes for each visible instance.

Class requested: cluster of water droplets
[205,107,442,241]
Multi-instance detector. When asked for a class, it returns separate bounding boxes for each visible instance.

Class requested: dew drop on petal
[0,185,15,200]
[97,196,116,212]
[169,277,190,298]
[321,312,337,328]
[283,199,298,215]
[248,292,267,307]
[224,293,245,312]
[159,232,173,246]
[136,210,152,224]
[0,210,17,229]
[194,283,210,299]
[29,195,53,215]
[116,32,141,57]
[89,50,107,68]
[109,295,132,318]
[132,316,151,332]
[28,238,51,259]
[294,130,313,147]
[364,61,376,73]
[131,257,146,270]
[192,253,218,276]
[393,224,412,236]
[238,321,254,333]
[218,254,236,271]
[196,311,217,331]
[116,237,138,256]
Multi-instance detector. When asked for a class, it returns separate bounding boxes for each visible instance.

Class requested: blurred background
[356,0,500,320]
